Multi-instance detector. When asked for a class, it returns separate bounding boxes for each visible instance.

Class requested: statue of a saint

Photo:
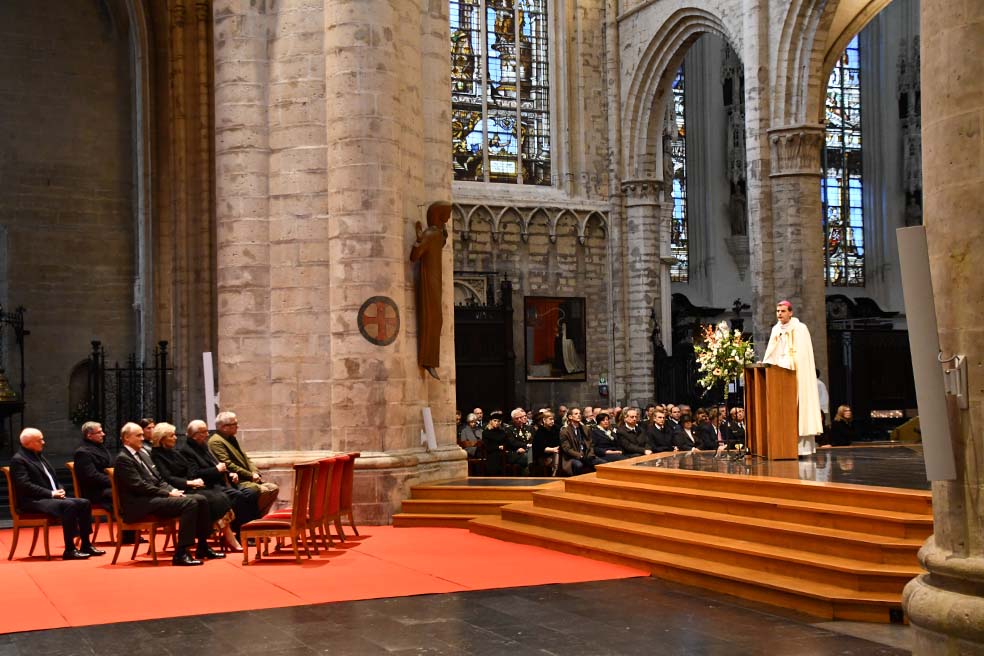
[410,202,452,379]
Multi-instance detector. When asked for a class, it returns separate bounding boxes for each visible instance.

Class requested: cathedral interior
[0,0,981,653]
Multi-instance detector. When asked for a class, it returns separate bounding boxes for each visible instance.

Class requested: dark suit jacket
[151,446,198,491]
[727,421,746,445]
[589,426,620,458]
[180,439,230,487]
[616,425,649,455]
[73,439,113,502]
[10,448,61,512]
[647,424,675,452]
[672,427,699,451]
[114,447,174,522]
[696,423,733,450]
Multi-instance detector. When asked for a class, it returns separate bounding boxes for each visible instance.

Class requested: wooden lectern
[744,364,798,460]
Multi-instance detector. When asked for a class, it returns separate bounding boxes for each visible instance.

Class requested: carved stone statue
[410,202,452,379]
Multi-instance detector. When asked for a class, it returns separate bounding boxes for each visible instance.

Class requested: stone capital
[768,125,825,178]
[620,178,662,207]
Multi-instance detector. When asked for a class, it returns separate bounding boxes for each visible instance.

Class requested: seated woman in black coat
[827,405,858,447]
[151,422,241,550]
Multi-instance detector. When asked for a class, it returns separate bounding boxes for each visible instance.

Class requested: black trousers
[222,486,260,531]
[137,494,211,551]
[23,497,93,549]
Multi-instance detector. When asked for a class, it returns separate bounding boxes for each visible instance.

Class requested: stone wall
[0,0,136,454]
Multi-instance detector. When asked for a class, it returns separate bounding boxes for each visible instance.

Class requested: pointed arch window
[822,35,864,286]
[669,67,688,283]
[451,0,551,185]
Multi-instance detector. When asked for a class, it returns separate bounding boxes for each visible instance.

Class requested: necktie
[39,457,58,491]
[135,450,158,481]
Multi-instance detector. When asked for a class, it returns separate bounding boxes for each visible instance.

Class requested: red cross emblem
[358,296,400,346]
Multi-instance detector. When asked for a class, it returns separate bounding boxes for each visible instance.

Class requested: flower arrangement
[693,321,756,397]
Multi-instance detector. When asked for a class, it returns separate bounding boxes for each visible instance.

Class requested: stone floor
[0,577,910,655]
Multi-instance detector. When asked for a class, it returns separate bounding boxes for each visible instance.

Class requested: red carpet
[0,525,646,634]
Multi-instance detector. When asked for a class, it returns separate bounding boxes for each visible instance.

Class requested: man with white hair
[11,428,104,559]
[208,411,279,516]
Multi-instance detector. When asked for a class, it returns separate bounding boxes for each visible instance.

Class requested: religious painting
[524,296,587,381]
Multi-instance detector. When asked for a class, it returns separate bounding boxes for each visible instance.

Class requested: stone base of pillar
[903,540,984,655]
[251,446,468,524]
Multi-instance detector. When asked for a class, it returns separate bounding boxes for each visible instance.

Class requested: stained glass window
[822,35,864,286]
[670,67,688,283]
[451,0,551,185]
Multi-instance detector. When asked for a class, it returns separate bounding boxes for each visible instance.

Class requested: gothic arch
[775,0,897,126]
[622,8,739,180]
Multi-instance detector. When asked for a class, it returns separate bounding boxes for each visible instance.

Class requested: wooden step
[596,462,932,515]
[399,499,507,515]
[470,515,904,623]
[499,502,920,593]
[408,483,557,501]
[565,475,932,539]
[393,513,480,528]
[531,490,922,565]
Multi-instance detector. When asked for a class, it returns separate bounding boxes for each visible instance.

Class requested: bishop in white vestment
[762,300,824,455]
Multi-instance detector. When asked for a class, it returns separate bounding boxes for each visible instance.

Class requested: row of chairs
[241,452,360,564]
[2,453,360,565]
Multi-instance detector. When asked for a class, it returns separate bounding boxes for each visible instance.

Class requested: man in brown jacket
[207,411,279,516]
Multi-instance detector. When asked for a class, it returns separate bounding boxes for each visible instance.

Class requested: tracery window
[822,35,864,286]
[669,68,688,283]
[451,0,551,185]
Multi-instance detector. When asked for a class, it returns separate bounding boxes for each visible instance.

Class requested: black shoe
[80,545,106,557]
[62,548,91,561]
[172,552,203,566]
[195,546,226,560]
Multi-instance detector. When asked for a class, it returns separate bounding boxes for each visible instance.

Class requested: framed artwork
[524,296,587,381]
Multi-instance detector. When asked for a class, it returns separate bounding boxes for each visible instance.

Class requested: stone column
[902,2,984,653]
[619,179,661,405]
[767,125,828,376]
[213,0,463,523]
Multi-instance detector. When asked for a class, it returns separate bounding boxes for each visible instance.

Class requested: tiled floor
[0,578,910,655]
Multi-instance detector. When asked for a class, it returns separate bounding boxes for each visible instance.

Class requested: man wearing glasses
[208,411,279,516]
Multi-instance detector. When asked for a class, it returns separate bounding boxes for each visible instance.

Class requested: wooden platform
[468,456,932,623]
[393,478,563,528]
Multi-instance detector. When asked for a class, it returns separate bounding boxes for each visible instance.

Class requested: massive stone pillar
[767,125,828,375]
[619,179,662,405]
[902,1,984,652]
[213,0,464,523]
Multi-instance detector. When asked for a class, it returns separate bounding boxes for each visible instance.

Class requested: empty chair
[2,466,57,560]
[338,452,360,537]
[265,456,337,552]
[241,461,317,565]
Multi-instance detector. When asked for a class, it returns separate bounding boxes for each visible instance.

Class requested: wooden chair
[338,452,360,537]
[106,467,177,565]
[241,461,317,565]
[65,462,114,544]
[265,456,337,552]
[2,466,57,560]
[323,454,348,542]
[467,442,487,476]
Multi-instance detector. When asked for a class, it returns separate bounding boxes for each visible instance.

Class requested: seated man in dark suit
[11,428,105,560]
[181,419,260,545]
[73,421,114,512]
[646,410,677,453]
[114,422,223,566]
[615,407,652,457]
[695,408,732,452]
